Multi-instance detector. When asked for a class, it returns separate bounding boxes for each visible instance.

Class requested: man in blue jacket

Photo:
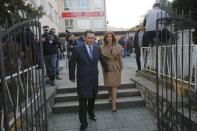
[69,30,108,130]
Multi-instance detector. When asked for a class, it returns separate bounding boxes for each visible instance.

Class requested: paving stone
[96,123,108,130]
[97,129,109,131]
[49,108,157,131]
[120,127,137,131]
[135,125,150,131]
[108,128,120,131]
[147,124,158,131]
[142,119,156,126]
[65,129,79,131]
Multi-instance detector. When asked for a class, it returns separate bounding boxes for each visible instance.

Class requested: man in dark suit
[133,26,145,72]
[69,30,108,130]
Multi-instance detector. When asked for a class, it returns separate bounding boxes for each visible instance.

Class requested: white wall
[27,0,64,34]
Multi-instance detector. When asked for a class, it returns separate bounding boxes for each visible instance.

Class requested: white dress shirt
[85,44,93,59]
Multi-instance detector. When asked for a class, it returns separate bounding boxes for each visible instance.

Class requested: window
[94,0,103,9]
[65,19,74,29]
[93,19,105,29]
[55,11,58,25]
[35,0,41,6]
[46,2,50,16]
[77,0,89,10]
[77,19,90,29]
[59,16,61,27]
[49,3,54,21]
[30,0,36,5]
[41,0,47,12]
[64,0,72,10]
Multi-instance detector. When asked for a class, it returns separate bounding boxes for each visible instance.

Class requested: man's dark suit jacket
[133,30,145,49]
[69,43,108,97]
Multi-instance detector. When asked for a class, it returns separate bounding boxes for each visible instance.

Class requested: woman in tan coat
[101,31,123,112]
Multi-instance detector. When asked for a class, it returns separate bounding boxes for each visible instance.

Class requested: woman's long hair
[103,31,116,46]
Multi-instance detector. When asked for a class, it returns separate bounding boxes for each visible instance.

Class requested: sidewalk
[49,107,157,131]
[48,55,158,131]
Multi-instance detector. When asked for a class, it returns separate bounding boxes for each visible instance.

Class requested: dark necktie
[88,45,93,60]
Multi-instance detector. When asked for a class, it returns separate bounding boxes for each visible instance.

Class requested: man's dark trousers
[79,91,96,125]
[135,48,141,71]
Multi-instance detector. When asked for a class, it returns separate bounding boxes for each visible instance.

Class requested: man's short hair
[84,30,95,37]
[50,28,55,31]
[43,25,49,28]
[153,3,160,8]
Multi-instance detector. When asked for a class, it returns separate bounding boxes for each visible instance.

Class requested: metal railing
[148,15,197,131]
[0,19,47,131]
[141,44,197,90]
[140,11,197,130]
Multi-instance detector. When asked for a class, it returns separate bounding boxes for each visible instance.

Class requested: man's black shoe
[56,76,62,80]
[80,123,88,130]
[136,69,141,72]
[89,115,97,121]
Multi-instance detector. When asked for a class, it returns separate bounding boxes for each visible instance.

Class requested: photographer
[42,26,59,86]
[42,25,49,42]
[49,28,62,80]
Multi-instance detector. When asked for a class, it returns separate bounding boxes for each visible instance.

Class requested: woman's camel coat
[101,44,123,87]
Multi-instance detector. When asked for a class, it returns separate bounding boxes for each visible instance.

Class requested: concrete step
[52,96,145,113]
[54,88,141,103]
[56,83,136,94]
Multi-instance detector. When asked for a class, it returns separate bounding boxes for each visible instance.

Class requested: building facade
[27,0,64,33]
[62,0,107,32]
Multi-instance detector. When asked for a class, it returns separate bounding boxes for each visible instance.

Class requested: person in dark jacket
[69,30,108,130]
[127,36,134,54]
[49,28,62,80]
[118,36,126,57]
[77,35,84,46]
[42,26,59,86]
[67,34,78,58]
[133,26,145,72]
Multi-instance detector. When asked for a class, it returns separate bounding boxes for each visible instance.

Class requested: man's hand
[103,68,108,72]
[42,38,45,42]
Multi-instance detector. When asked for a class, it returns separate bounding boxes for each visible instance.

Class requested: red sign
[62,11,104,18]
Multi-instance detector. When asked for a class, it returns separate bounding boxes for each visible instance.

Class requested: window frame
[65,19,74,29]
[76,0,89,10]
[64,0,72,10]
